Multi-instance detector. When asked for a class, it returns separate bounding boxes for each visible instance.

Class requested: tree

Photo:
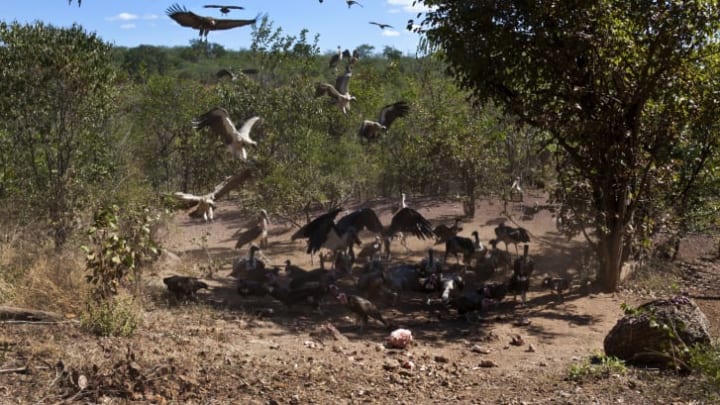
[382,46,402,60]
[354,44,375,58]
[415,1,720,291]
[0,22,119,248]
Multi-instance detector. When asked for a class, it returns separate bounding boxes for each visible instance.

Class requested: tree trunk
[596,220,624,292]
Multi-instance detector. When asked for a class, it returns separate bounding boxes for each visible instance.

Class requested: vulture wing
[166,4,206,29]
[192,107,236,145]
[342,49,352,59]
[174,192,204,202]
[378,101,410,129]
[236,116,260,144]
[211,169,253,200]
[212,16,257,30]
[387,207,434,240]
[335,69,352,95]
[235,225,262,249]
[315,82,342,99]
[336,208,384,234]
[291,208,342,241]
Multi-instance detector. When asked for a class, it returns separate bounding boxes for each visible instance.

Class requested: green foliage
[689,342,720,390]
[416,0,720,291]
[82,204,160,300]
[81,293,141,337]
[567,352,627,381]
[0,22,119,248]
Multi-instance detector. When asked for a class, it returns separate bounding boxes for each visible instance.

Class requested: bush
[567,352,627,381]
[689,341,720,389]
[81,294,141,337]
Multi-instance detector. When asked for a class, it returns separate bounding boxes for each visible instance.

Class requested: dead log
[0,306,65,322]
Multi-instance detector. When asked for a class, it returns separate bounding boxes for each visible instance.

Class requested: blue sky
[3,0,432,55]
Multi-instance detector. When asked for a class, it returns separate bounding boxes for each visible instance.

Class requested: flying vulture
[369,21,394,30]
[346,0,363,8]
[192,107,260,161]
[174,169,253,222]
[315,66,355,114]
[358,101,410,141]
[166,3,257,41]
[203,4,244,15]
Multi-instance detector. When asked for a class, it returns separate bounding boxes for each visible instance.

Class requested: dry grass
[1,233,88,315]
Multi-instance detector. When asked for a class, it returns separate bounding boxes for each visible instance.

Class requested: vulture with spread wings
[192,107,260,161]
[167,3,256,41]
[315,66,356,114]
[290,208,361,260]
[174,170,252,222]
[203,4,244,15]
[358,101,410,141]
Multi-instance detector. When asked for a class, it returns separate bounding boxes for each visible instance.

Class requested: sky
[2,0,433,56]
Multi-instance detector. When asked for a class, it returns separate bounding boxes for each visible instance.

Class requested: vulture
[507,244,535,305]
[346,0,363,8]
[369,21,394,30]
[203,4,244,15]
[433,218,463,245]
[166,3,257,41]
[216,68,259,81]
[330,285,388,331]
[315,66,355,114]
[174,169,252,222]
[235,209,271,249]
[163,275,209,302]
[192,107,260,161]
[494,222,531,256]
[328,46,344,70]
[291,208,363,260]
[358,101,410,141]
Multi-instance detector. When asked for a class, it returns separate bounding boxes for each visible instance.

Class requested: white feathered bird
[174,169,253,222]
[192,107,260,161]
[315,66,356,114]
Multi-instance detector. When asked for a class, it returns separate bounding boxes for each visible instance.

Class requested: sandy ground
[2,192,719,403]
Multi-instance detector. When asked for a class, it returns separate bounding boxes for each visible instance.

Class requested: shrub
[567,352,627,382]
[689,341,720,389]
[81,293,141,337]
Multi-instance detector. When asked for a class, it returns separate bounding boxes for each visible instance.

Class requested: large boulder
[604,296,712,369]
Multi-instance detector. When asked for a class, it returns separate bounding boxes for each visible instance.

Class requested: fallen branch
[0,366,28,375]
[0,306,65,322]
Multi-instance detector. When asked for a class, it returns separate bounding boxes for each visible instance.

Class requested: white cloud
[382,30,401,37]
[120,23,136,29]
[386,0,434,13]
[142,14,159,20]
[106,12,138,22]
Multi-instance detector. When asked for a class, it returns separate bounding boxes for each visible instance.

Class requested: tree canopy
[415,0,720,291]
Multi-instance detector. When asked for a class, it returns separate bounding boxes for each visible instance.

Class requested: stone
[604,296,711,369]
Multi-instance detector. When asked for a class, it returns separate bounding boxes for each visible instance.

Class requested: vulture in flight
[369,21,394,30]
[192,107,260,161]
[174,169,252,222]
[358,101,410,141]
[315,66,355,114]
[346,0,363,8]
[166,3,257,41]
[204,4,244,15]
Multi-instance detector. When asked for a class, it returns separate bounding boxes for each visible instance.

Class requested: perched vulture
[235,209,271,249]
[358,101,410,141]
[166,3,256,41]
[328,46,343,70]
[163,275,209,302]
[174,169,252,222]
[192,107,260,161]
[203,4,244,15]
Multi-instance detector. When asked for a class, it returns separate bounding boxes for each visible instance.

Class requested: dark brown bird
[494,222,530,256]
[163,275,209,302]
[507,244,534,304]
[433,218,463,245]
[203,4,244,15]
[166,3,257,41]
[542,276,570,295]
[369,21,394,30]
[346,0,363,8]
[357,101,410,141]
[330,285,388,330]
